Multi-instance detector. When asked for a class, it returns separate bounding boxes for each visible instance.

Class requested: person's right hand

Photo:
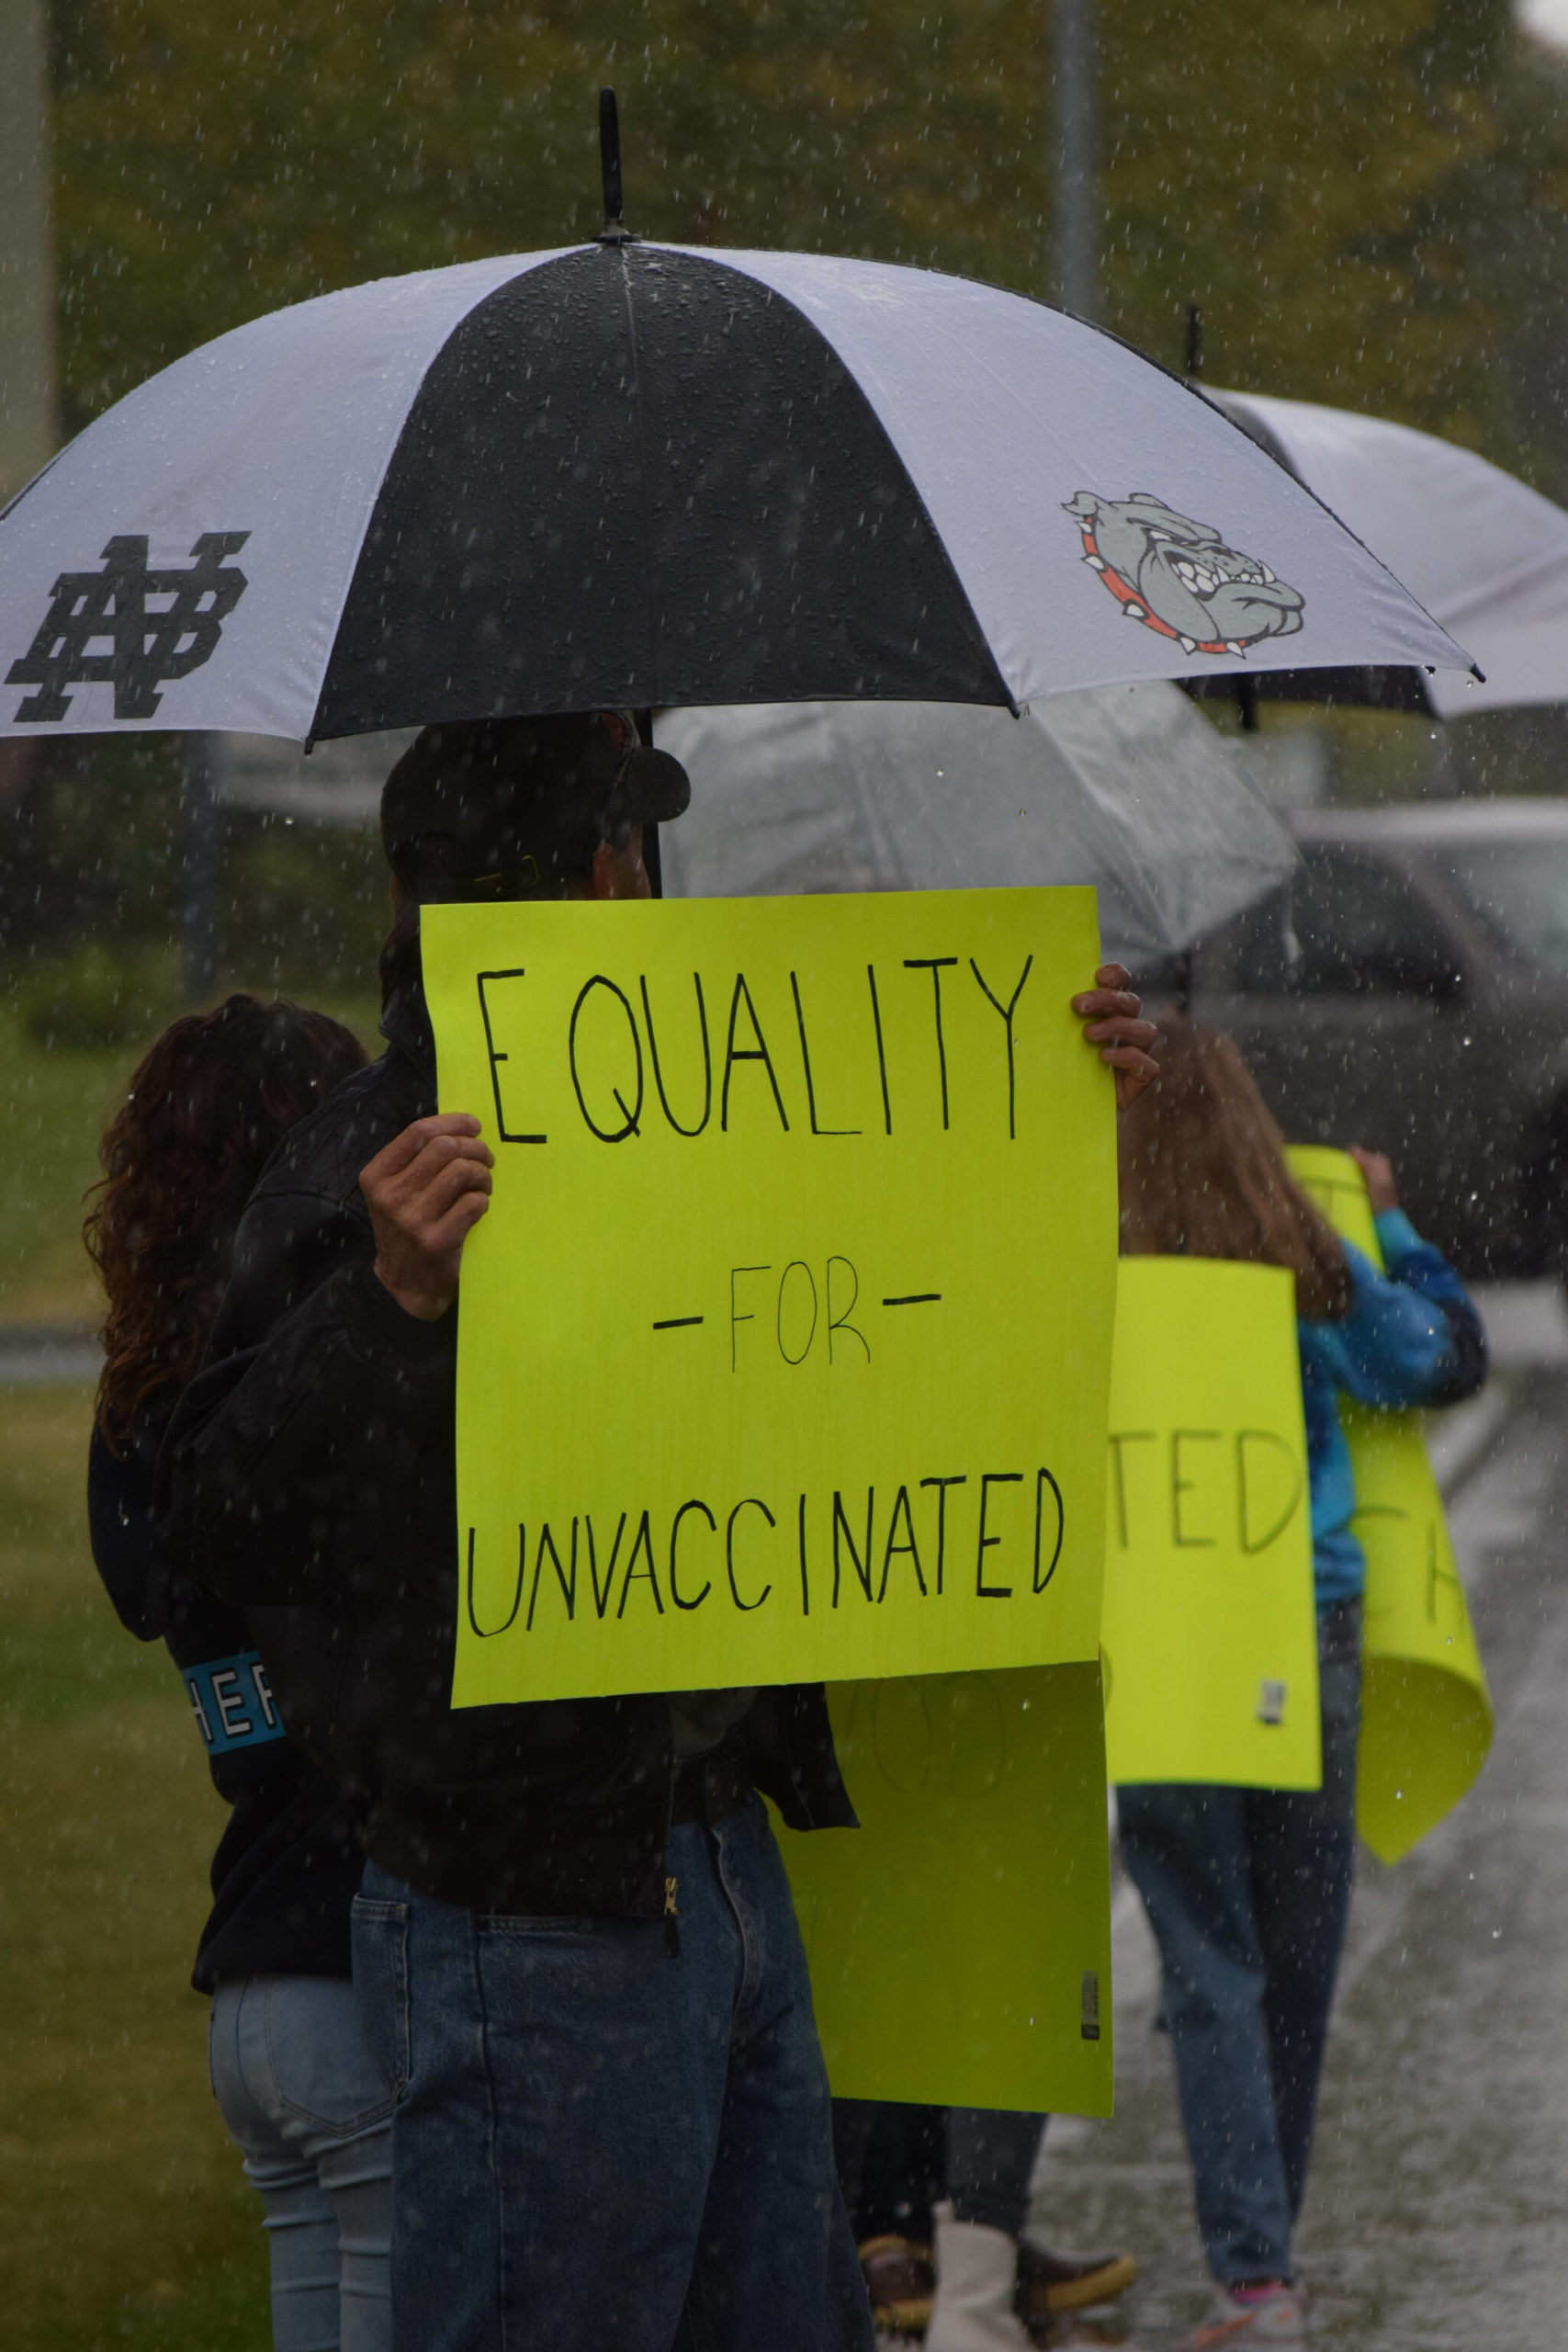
[1070,964,1160,1113]
[1349,1144,1398,1215]
[360,1114,494,1321]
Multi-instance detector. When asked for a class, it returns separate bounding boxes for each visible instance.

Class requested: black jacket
[88,1421,364,1992]
[162,981,855,1917]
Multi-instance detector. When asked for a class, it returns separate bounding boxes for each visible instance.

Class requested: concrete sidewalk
[0,1323,98,1385]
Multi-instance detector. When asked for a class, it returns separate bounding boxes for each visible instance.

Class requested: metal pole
[0,0,57,503]
[594,88,636,245]
[1185,301,1203,382]
[181,733,220,1001]
[1054,0,1099,320]
[599,88,624,234]
[634,707,663,898]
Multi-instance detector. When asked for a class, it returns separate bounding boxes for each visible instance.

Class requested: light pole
[1054,0,1099,321]
[181,736,220,1002]
[0,0,56,814]
[0,0,57,503]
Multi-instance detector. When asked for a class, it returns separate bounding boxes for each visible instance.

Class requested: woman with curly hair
[85,992,386,2352]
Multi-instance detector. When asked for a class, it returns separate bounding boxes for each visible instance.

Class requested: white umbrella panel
[0,245,1473,743]
[1210,389,1568,718]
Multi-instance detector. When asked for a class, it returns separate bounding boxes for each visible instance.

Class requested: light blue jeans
[209,1973,394,2352]
[1117,1602,1363,2287]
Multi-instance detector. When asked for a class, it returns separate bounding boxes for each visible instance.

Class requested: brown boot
[860,2233,937,2337]
[1019,2240,1137,2325]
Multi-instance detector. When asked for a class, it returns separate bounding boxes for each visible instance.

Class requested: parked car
[1185,797,1568,1280]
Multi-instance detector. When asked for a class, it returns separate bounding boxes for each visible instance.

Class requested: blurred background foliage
[47,0,1568,470]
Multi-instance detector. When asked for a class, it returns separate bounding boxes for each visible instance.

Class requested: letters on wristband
[184,1650,286,1753]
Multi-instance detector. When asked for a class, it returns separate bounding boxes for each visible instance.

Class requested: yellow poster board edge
[773,1660,1113,2117]
[1284,1145,1495,1863]
[1101,1258,1321,1792]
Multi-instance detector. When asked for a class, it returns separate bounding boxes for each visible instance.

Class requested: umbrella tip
[595,87,638,246]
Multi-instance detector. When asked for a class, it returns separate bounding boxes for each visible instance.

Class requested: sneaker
[1019,2240,1136,2322]
[860,2234,936,2336]
[1183,2282,1305,2347]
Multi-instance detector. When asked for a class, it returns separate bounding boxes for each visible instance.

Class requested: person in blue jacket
[1114,1016,1485,2351]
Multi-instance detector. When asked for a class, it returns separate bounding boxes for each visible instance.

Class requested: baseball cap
[380,712,691,900]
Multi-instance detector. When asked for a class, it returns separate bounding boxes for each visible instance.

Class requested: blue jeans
[352,1795,874,2352]
[1116,1601,1362,2288]
[209,1974,394,2352]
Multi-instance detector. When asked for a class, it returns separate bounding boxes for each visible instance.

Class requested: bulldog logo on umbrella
[1065,492,1304,658]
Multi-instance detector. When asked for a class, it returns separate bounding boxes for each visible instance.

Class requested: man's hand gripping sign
[405,890,1145,1708]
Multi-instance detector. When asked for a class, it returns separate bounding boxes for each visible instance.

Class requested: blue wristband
[183,1651,287,1754]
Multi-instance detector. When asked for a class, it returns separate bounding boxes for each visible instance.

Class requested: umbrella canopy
[658,684,1297,968]
[1211,389,1568,717]
[0,246,1472,744]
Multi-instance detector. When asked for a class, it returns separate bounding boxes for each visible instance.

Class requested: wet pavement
[1032,1369,1568,2346]
[0,1323,97,1385]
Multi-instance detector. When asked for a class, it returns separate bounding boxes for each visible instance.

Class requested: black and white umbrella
[0,246,1473,743]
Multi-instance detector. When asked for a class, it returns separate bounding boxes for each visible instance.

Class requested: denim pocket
[260,1976,397,2135]
[351,1895,412,2102]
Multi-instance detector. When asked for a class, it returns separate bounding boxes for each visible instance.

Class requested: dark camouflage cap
[380,711,691,899]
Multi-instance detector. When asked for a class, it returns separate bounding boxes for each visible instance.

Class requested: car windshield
[1434,840,1568,978]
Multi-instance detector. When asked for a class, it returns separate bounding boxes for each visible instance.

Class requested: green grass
[0,1012,128,1325]
[0,1386,272,2349]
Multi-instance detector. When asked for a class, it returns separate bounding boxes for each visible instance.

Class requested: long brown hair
[85,994,366,1446]
[1118,1015,1351,1322]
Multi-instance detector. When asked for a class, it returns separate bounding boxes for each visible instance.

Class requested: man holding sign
[165,712,1156,2352]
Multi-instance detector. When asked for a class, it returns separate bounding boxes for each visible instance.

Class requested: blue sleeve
[1372,1209,1488,1405]
[1302,1233,1487,1410]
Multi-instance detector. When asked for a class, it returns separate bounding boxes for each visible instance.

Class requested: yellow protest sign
[1285,1146,1493,1863]
[1100,1258,1321,1789]
[423,889,1115,1706]
[1283,1144,1382,1264]
[774,1664,1113,2115]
